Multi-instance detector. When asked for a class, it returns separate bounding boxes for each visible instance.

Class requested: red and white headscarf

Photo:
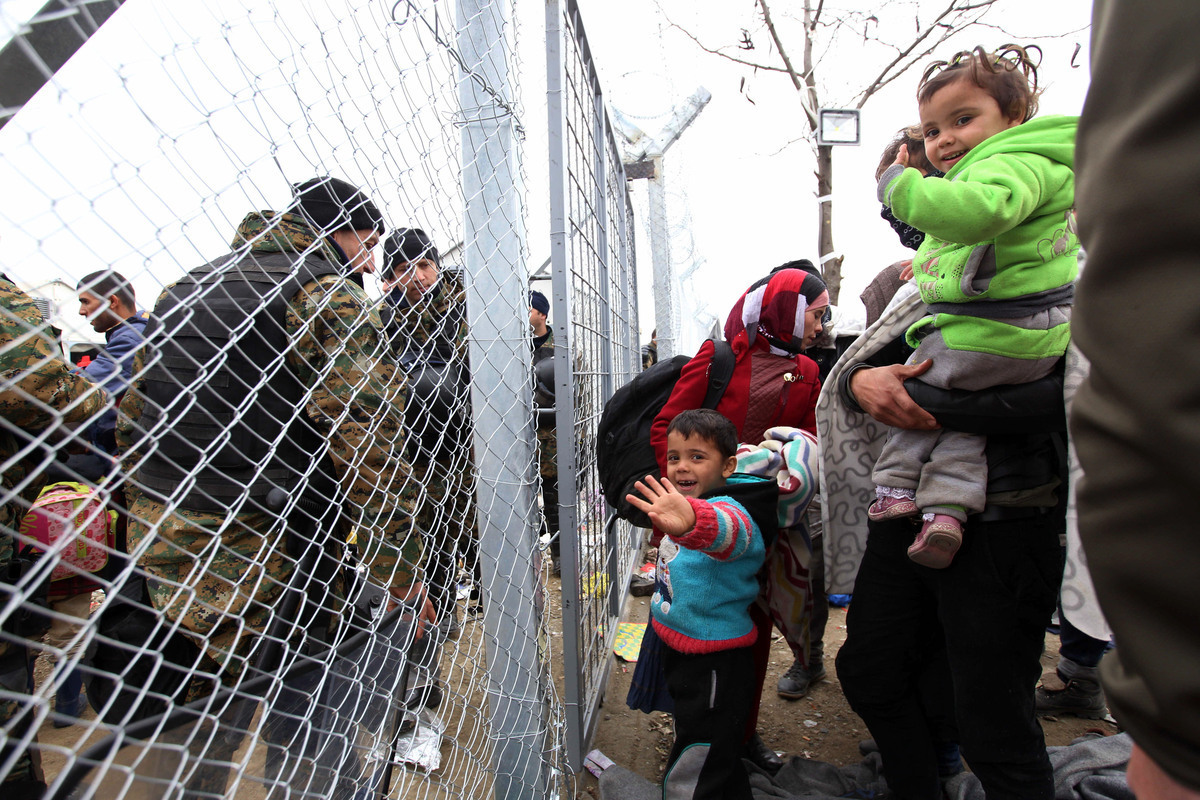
[723,267,829,356]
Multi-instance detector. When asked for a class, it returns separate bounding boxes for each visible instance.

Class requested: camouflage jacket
[383,269,469,369]
[117,213,422,673]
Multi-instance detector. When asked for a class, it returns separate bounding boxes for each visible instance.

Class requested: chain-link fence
[0,0,642,796]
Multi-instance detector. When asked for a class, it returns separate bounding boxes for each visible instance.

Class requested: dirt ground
[581,586,1118,797]
[31,569,1116,798]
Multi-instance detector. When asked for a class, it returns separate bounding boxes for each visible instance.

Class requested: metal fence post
[457,0,548,795]
[647,154,679,360]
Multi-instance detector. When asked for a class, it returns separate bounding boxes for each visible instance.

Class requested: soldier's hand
[413,595,436,639]
[388,581,438,639]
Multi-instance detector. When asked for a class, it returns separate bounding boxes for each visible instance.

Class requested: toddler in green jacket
[869,45,1079,567]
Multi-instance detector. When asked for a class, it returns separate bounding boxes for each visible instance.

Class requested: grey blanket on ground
[598,733,1133,800]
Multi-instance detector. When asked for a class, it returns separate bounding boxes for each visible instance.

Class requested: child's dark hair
[875,126,937,179]
[667,409,739,461]
[918,44,1042,124]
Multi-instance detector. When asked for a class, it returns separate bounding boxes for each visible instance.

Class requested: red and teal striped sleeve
[675,496,754,562]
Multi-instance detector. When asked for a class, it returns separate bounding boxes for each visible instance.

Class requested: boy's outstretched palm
[626,475,696,536]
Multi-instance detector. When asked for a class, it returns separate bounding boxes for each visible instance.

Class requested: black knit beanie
[383,228,439,277]
[529,290,550,316]
[292,177,386,236]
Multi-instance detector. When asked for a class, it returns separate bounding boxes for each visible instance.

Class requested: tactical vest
[133,251,339,512]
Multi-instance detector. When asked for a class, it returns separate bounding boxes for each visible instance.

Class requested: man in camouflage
[529,290,560,573]
[118,177,430,795]
[380,228,475,699]
[1,275,106,796]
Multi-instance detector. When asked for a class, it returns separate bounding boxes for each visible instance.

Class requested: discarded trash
[584,748,615,778]
[393,709,446,771]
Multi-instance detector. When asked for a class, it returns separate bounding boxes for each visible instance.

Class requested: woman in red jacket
[651,264,828,771]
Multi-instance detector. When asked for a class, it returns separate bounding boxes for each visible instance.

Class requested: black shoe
[628,573,655,597]
[777,658,827,700]
[744,732,784,773]
[1036,674,1107,719]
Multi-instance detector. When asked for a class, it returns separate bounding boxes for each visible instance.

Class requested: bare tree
[667,0,1009,304]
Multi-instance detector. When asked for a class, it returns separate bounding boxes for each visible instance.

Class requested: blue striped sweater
[650,474,774,654]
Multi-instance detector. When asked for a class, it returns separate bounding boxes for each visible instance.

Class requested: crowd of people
[4,7,1199,799]
[625,26,1194,800]
[0,176,570,796]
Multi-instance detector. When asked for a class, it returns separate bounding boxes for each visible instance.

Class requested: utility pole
[615,86,710,360]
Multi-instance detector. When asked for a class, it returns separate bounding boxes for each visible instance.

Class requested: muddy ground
[31,572,1115,798]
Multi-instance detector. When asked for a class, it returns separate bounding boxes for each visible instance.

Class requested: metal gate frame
[545,0,643,771]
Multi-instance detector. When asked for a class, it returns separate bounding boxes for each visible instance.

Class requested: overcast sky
[1,0,1093,351]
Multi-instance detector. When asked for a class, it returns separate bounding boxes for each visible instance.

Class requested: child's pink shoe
[907,514,963,569]
[868,493,919,522]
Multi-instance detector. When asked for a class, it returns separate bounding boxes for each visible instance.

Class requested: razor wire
[545,0,642,772]
[0,0,647,795]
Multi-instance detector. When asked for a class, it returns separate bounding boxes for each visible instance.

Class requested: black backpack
[597,340,736,527]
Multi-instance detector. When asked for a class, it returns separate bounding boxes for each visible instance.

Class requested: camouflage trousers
[126,482,293,677]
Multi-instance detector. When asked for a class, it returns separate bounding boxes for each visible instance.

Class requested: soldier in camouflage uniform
[1,275,106,796]
[380,229,475,693]
[117,178,430,795]
[529,291,560,573]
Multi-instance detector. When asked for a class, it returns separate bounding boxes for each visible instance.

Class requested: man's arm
[285,276,424,595]
[1,286,107,431]
[81,350,119,390]
[843,356,1065,435]
[906,369,1066,435]
[844,361,940,430]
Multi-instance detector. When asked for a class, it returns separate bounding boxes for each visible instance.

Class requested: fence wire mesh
[545,0,641,772]
[0,0,642,796]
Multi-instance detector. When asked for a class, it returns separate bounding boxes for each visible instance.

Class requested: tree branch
[757,0,818,127]
[851,0,999,108]
[660,16,790,74]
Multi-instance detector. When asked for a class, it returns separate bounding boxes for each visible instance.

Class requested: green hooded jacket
[879,115,1080,359]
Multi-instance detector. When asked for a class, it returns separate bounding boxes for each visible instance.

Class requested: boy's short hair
[667,409,738,461]
[78,270,135,310]
[918,44,1042,124]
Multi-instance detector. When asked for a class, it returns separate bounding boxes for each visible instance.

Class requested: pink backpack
[18,481,115,582]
